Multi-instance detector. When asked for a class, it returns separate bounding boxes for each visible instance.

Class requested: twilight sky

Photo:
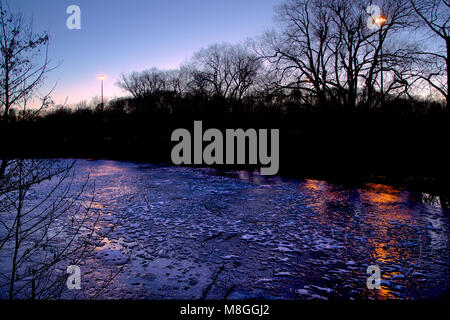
[6,0,280,106]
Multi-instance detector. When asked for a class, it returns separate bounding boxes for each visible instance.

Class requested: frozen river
[2,159,448,299]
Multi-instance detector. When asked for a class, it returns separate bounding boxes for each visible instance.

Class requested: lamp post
[98,74,105,111]
[374,16,387,100]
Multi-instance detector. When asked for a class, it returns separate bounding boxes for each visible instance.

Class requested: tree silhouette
[0,2,54,121]
[409,0,449,109]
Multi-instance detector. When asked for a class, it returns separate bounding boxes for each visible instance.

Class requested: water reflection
[227,169,283,186]
[297,179,446,299]
[363,183,401,207]
[63,161,448,299]
[89,161,125,177]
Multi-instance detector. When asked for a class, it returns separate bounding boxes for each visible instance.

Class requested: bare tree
[328,0,416,108]
[164,67,192,96]
[0,159,123,299]
[117,70,159,99]
[0,6,121,299]
[409,0,449,109]
[188,43,262,101]
[258,0,418,109]
[0,2,54,121]
[117,67,191,99]
[258,0,334,107]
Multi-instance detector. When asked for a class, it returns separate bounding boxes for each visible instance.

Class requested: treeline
[109,0,449,113]
[7,0,448,120]
[3,90,448,192]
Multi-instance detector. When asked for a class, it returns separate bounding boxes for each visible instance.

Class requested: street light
[98,74,105,111]
[375,16,387,100]
[374,17,387,25]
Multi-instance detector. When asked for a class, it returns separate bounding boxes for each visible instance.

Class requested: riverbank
[1,109,449,204]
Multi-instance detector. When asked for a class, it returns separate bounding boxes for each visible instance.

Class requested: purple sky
[6,0,280,106]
